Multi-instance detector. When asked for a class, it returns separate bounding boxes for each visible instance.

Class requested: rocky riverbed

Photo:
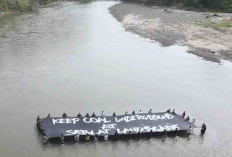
[110,2,232,63]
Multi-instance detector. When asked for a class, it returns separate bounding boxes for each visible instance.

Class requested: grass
[213,22,232,28]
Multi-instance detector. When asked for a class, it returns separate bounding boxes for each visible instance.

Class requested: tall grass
[0,0,57,12]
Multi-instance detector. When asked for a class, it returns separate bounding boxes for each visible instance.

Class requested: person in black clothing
[36,116,41,129]
[137,131,141,140]
[163,129,167,139]
[185,116,190,121]
[148,109,152,114]
[174,128,178,137]
[77,112,82,117]
[62,113,67,118]
[182,111,186,118]
[166,109,171,113]
[113,112,116,116]
[37,116,40,123]
[201,123,207,135]
[132,111,135,115]
[148,129,152,139]
[38,121,42,133]
[171,109,176,114]
[114,131,119,141]
[85,113,90,117]
[91,112,96,117]
[47,114,51,118]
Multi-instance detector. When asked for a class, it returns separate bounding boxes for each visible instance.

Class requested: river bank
[110,2,232,63]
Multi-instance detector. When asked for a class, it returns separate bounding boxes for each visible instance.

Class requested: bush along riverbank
[0,0,59,14]
[127,0,232,13]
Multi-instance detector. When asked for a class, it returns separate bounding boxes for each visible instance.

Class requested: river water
[0,1,232,157]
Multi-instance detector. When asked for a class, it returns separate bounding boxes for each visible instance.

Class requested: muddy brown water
[0,1,232,157]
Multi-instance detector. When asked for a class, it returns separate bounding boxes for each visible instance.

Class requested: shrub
[183,0,193,7]
[39,0,50,5]
[17,0,29,11]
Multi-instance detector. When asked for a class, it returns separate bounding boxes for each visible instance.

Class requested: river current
[0,1,232,157]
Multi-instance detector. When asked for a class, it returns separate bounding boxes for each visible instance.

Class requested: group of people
[36,116,49,143]
[44,110,153,119]
[167,109,191,122]
[38,109,206,144]
[45,109,181,119]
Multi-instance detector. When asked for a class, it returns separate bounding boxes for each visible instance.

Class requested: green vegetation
[0,0,58,13]
[214,22,232,28]
[145,0,232,12]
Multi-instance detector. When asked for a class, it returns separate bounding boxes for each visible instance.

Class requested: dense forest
[146,0,232,12]
[0,0,58,12]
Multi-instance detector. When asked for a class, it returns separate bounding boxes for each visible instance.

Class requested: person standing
[100,111,105,118]
[60,134,64,144]
[148,129,152,139]
[86,134,90,141]
[77,112,82,117]
[104,133,109,141]
[74,133,80,142]
[182,111,186,118]
[201,123,207,135]
[47,114,51,118]
[114,131,119,141]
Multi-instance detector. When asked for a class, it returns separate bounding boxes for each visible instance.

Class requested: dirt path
[109,2,232,63]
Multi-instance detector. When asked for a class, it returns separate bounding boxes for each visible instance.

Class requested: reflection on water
[0,1,232,157]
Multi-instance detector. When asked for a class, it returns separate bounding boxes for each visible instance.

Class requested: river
[0,1,232,157]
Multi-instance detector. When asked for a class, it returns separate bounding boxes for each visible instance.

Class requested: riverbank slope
[110,2,232,63]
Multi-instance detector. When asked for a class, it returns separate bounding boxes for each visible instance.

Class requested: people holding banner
[139,110,142,114]
[132,111,135,115]
[148,109,152,114]
[125,111,128,115]
[113,112,116,116]
[167,109,171,113]
[85,113,90,117]
[74,133,80,142]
